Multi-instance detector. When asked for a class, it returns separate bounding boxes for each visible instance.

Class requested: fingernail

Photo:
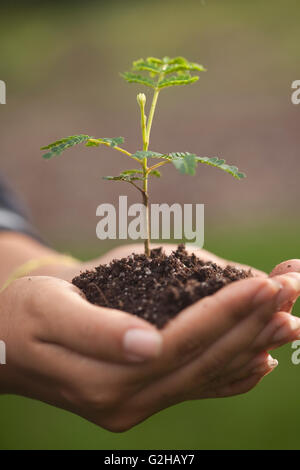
[251,355,278,375]
[275,274,300,308]
[272,316,300,344]
[253,279,282,306]
[123,329,163,362]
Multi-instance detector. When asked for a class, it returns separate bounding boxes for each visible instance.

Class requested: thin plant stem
[87,139,141,161]
[128,180,144,195]
[138,99,148,151]
[145,88,160,151]
[113,145,133,157]
[142,157,150,256]
[141,71,166,255]
[145,69,166,150]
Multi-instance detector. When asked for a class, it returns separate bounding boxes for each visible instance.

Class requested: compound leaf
[195,155,246,179]
[163,57,206,75]
[146,57,163,65]
[122,56,206,90]
[168,152,245,179]
[41,134,91,159]
[158,75,199,88]
[128,149,245,179]
[121,72,156,89]
[133,59,161,75]
[131,150,165,161]
[103,172,143,183]
[42,135,125,159]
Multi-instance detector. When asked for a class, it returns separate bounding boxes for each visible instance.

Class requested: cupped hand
[1,247,300,431]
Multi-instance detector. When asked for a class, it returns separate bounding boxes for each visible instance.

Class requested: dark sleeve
[0,176,40,240]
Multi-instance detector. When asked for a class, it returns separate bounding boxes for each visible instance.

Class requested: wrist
[1,255,79,292]
[0,232,79,289]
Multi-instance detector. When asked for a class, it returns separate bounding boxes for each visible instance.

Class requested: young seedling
[41,56,245,256]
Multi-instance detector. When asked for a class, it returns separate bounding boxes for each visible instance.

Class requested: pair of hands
[0,243,300,432]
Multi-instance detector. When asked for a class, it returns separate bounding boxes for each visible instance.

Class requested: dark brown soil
[72,245,252,328]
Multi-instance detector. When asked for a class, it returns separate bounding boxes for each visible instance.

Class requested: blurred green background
[0,0,300,449]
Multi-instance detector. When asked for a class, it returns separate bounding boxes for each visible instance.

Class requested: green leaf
[103,172,143,183]
[167,57,190,64]
[149,170,161,178]
[146,57,163,65]
[121,72,156,89]
[132,151,197,175]
[163,57,206,75]
[104,168,161,181]
[119,169,143,175]
[122,56,206,90]
[131,57,206,75]
[128,149,245,179]
[169,152,197,175]
[85,141,99,147]
[103,168,162,182]
[158,75,199,88]
[41,134,90,159]
[41,135,125,159]
[195,155,246,179]
[131,150,165,161]
[163,64,205,74]
[85,137,124,148]
[167,152,246,179]
[133,59,161,75]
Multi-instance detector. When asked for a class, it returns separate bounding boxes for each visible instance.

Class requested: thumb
[34,277,163,364]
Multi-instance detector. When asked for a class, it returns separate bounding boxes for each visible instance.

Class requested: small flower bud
[137,93,146,107]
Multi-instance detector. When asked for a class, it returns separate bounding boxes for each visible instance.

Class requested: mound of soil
[72,245,252,328]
